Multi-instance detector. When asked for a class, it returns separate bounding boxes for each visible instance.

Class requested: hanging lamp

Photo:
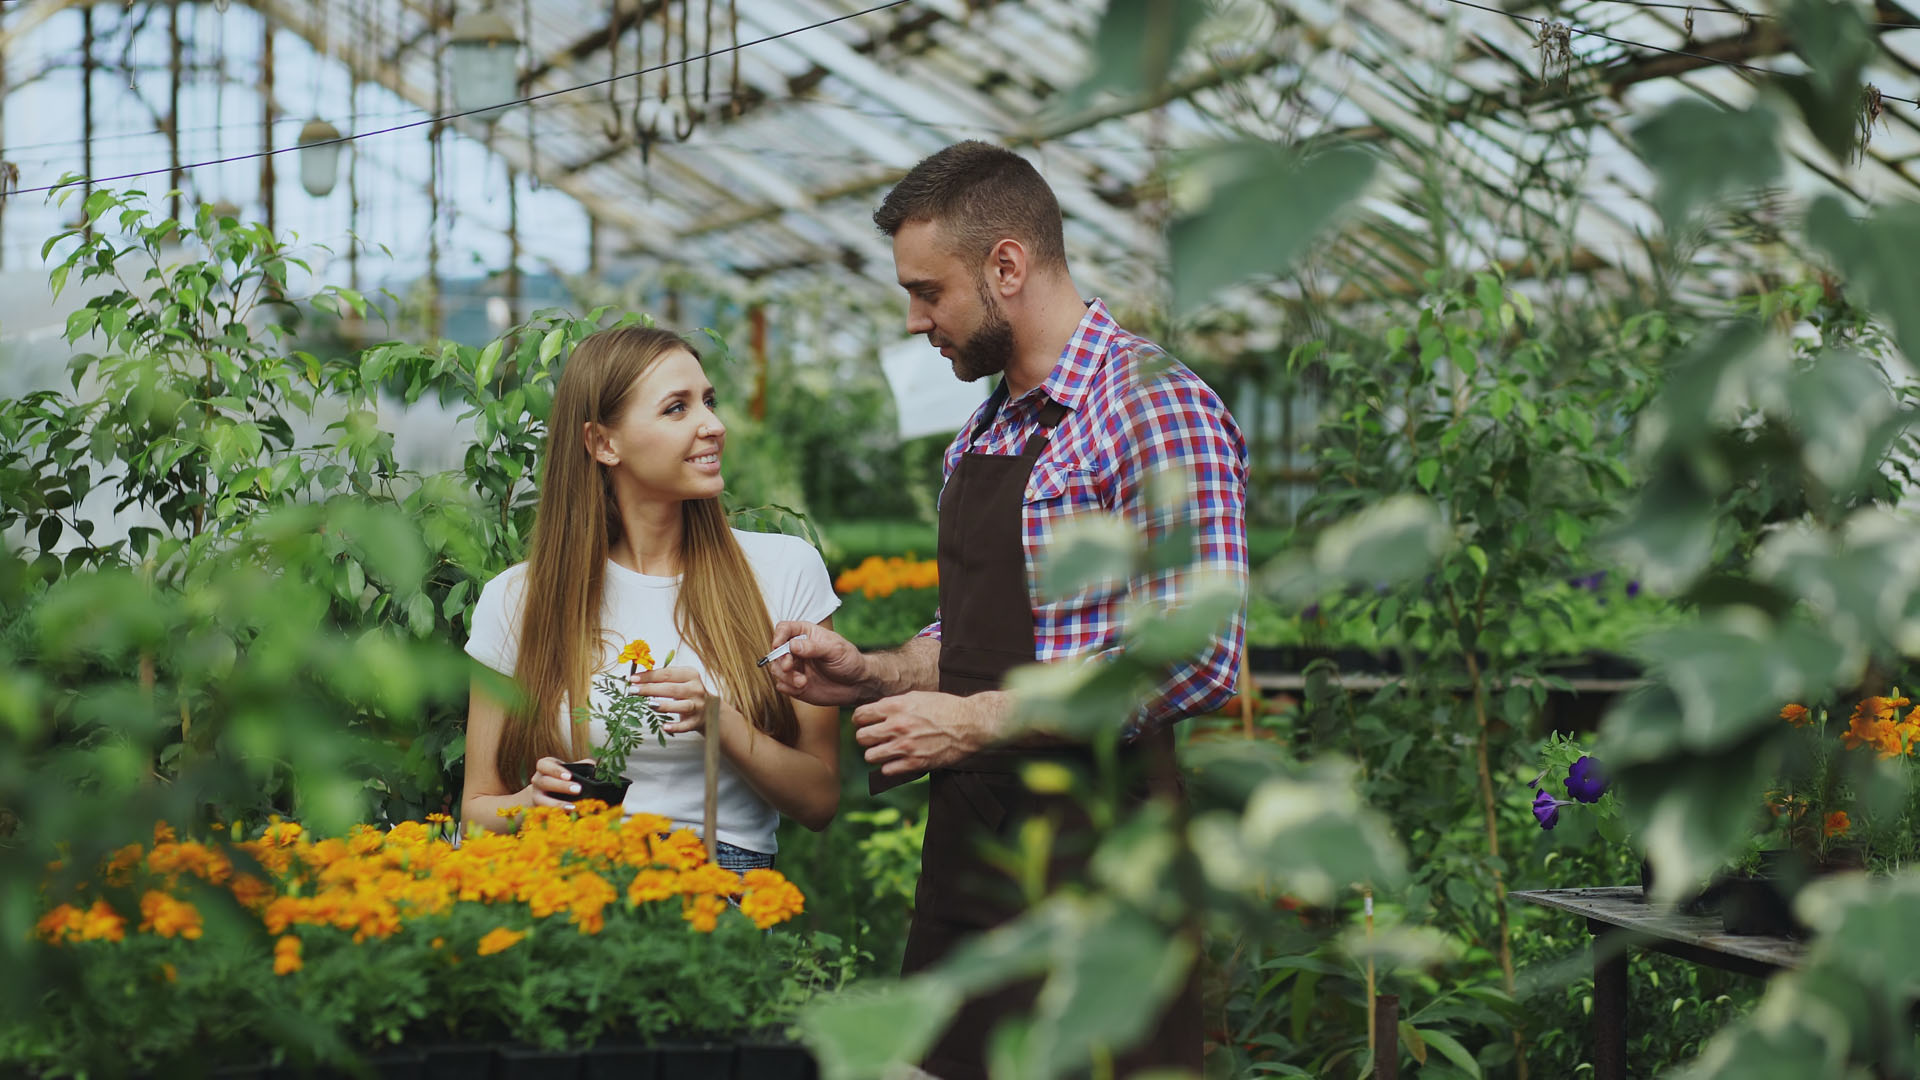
[297,119,344,197]
[448,11,522,120]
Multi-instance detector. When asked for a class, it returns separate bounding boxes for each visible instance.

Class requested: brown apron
[880,391,1203,1080]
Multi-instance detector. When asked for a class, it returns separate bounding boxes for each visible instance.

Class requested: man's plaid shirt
[918,299,1249,733]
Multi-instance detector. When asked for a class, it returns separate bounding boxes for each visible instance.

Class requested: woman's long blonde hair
[495,326,798,789]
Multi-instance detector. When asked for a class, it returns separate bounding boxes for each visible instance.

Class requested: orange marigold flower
[35,903,84,944]
[682,894,727,933]
[138,891,203,940]
[229,873,275,911]
[477,927,526,956]
[102,843,145,885]
[617,639,655,670]
[1825,811,1852,838]
[739,874,804,930]
[1842,697,1909,758]
[1780,704,1811,727]
[77,899,126,943]
[273,935,302,976]
[152,821,177,845]
[261,819,304,847]
[346,825,384,856]
[679,862,744,898]
[651,829,708,871]
[628,868,679,904]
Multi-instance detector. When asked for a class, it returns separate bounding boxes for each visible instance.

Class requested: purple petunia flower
[1564,756,1608,804]
[1625,580,1641,598]
[1532,790,1563,830]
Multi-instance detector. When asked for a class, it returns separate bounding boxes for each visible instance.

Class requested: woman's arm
[460,679,585,833]
[713,693,841,832]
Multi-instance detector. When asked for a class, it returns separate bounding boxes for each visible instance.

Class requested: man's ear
[583,421,618,467]
[985,238,1029,297]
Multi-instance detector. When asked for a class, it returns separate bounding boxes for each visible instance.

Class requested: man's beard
[948,284,1015,383]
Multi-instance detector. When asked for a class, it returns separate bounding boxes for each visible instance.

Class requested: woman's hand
[522,756,583,808]
[629,665,715,735]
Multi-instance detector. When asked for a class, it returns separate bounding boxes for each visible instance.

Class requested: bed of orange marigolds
[33,802,806,973]
[833,554,937,599]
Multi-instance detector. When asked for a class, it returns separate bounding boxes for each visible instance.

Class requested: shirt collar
[1007,298,1116,414]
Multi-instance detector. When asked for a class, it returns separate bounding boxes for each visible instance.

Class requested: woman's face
[590,348,726,503]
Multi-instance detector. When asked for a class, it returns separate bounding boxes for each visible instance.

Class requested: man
[768,140,1247,1078]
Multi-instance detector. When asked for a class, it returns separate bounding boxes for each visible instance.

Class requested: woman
[460,326,840,870]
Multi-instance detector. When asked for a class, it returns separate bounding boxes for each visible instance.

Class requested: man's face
[892,220,1015,383]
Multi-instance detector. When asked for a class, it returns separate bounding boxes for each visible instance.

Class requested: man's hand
[851,691,1010,775]
[768,621,875,707]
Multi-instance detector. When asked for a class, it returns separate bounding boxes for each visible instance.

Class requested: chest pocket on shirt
[1024,460,1102,510]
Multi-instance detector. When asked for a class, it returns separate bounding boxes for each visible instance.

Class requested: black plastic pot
[1720,875,1802,937]
[581,1041,660,1080]
[497,1044,585,1080]
[657,1042,734,1080]
[735,1043,818,1080]
[265,1047,426,1080]
[418,1042,496,1080]
[559,761,631,807]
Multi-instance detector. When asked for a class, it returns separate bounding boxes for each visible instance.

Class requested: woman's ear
[583,421,618,467]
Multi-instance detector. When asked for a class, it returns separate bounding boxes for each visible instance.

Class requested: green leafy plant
[573,641,677,783]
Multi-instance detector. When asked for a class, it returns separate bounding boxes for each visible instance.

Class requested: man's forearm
[864,636,941,698]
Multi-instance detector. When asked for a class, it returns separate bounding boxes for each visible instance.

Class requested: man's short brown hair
[873,140,1068,270]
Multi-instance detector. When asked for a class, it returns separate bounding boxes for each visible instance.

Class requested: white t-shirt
[464,529,839,853]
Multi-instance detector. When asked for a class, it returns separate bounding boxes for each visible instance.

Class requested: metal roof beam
[251,0,674,247]
[677,42,1290,241]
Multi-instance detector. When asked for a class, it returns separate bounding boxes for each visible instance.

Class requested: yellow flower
[1780,704,1811,727]
[77,899,126,943]
[1843,697,1911,758]
[834,554,937,598]
[35,903,83,944]
[477,927,527,956]
[628,868,680,904]
[739,870,805,930]
[138,891,203,940]
[617,639,656,671]
[679,862,744,899]
[1825,811,1852,839]
[273,935,302,976]
[682,894,727,933]
[651,829,708,871]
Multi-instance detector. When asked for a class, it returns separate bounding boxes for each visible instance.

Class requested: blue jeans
[713,840,773,872]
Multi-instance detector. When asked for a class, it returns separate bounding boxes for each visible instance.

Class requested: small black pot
[417,1042,497,1080]
[496,1044,586,1080]
[735,1042,818,1080]
[657,1042,734,1080]
[1720,876,1802,937]
[560,761,631,807]
[277,1047,425,1080]
[1720,850,1817,937]
[581,1040,659,1080]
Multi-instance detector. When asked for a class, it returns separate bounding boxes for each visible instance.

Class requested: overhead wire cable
[1,0,914,199]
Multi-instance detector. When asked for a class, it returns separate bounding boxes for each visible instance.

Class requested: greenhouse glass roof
[4,0,1920,312]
